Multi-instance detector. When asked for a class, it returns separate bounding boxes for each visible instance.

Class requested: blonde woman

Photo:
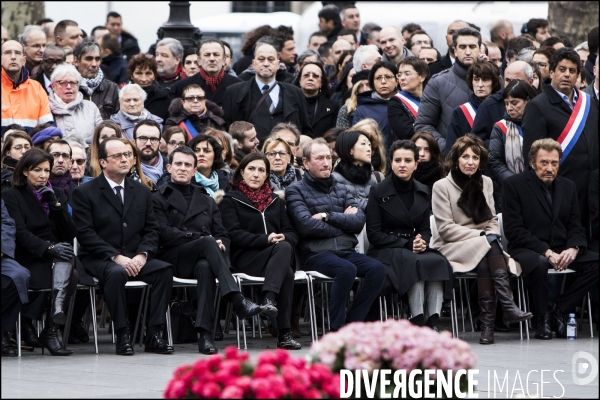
[261,137,303,194]
[336,70,371,129]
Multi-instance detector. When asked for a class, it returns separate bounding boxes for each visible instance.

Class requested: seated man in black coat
[72,138,173,355]
[152,146,275,354]
[503,138,599,340]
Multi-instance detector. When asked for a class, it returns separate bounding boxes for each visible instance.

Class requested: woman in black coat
[219,153,301,350]
[187,134,231,197]
[293,62,339,138]
[366,140,452,330]
[410,131,445,196]
[3,149,79,356]
[127,53,171,121]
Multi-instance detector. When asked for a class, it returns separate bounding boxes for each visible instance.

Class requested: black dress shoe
[494,322,510,332]
[198,331,218,355]
[277,332,302,350]
[145,332,174,354]
[21,320,41,348]
[534,313,552,340]
[427,314,440,332]
[235,298,277,319]
[261,298,279,317]
[214,322,224,341]
[68,321,89,344]
[553,307,567,338]
[116,332,135,355]
[1,332,17,357]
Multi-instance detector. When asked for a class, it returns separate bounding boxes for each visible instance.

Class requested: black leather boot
[1,331,17,357]
[489,256,533,324]
[534,311,552,340]
[478,278,495,345]
[39,321,73,356]
[21,317,41,347]
[51,262,73,325]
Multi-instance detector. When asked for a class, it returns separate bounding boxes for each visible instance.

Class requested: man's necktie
[262,84,274,114]
[114,185,123,209]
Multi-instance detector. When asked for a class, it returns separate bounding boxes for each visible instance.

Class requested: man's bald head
[446,20,471,49]
[380,26,403,38]
[1,40,26,81]
[490,19,515,49]
[379,26,406,64]
[504,60,534,86]
[331,39,352,65]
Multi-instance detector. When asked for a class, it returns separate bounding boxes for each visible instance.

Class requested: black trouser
[526,255,599,318]
[163,237,240,332]
[100,262,173,333]
[1,276,22,332]
[475,240,504,278]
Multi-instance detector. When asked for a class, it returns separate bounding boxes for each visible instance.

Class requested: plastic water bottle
[566,313,577,340]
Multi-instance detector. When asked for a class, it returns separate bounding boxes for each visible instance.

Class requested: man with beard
[223,37,312,142]
[155,38,185,90]
[46,139,73,200]
[31,45,65,95]
[133,119,168,184]
[229,121,260,167]
[379,26,413,66]
[73,38,120,120]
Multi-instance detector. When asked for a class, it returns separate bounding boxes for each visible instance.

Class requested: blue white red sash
[557,91,591,163]
[394,91,420,119]
[179,120,199,140]
[495,119,523,145]
[459,102,477,128]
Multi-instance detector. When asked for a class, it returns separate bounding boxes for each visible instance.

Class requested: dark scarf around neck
[2,156,19,169]
[334,160,372,185]
[451,168,493,224]
[307,173,334,193]
[49,170,72,199]
[414,160,442,185]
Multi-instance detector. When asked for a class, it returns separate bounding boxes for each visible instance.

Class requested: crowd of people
[1,5,598,358]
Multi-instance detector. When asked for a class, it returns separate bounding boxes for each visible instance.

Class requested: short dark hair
[188,134,224,171]
[168,145,197,166]
[549,47,581,74]
[270,123,301,146]
[35,18,54,25]
[523,18,548,36]
[557,35,573,48]
[97,137,122,163]
[47,139,72,158]
[232,152,270,188]
[407,30,433,50]
[163,126,188,147]
[446,133,488,171]
[221,40,233,56]
[309,31,327,43]
[12,148,53,187]
[337,29,357,44]
[182,83,204,98]
[368,61,398,93]
[588,26,599,54]
[107,11,122,21]
[389,140,418,163]
[533,47,554,62]
[184,46,197,61]
[318,5,341,24]
[91,26,108,39]
[398,56,431,87]
[2,131,32,163]
[293,61,330,97]
[452,27,482,48]
[253,36,280,57]
[127,53,158,81]
[402,23,422,35]
[318,41,332,58]
[410,131,444,175]
[540,37,563,49]
[229,121,254,143]
[198,39,225,56]
[334,130,367,164]
[132,119,162,140]
[502,79,537,101]
[323,127,344,145]
[507,36,534,60]
[100,33,120,54]
[466,61,501,93]
[54,20,78,42]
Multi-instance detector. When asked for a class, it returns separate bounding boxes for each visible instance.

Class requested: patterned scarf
[159,64,185,83]
[238,180,273,212]
[141,154,164,184]
[195,170,220,196]
[270,163,297,190]
[31,181,53,215]
[80,68,104,96]
[49,170,72,199]
[504,120,524,174]
[198,67,225,93]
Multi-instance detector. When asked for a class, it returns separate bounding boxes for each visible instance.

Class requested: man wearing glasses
[1,40,54,135]
[31,45,66,95]
[133,119,167,184]
[72,137,174,356]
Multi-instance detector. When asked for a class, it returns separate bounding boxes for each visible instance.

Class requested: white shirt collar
[255,77,276,90]
[104,174,125,188]
[43,74,52,92]
[551,84,578,110]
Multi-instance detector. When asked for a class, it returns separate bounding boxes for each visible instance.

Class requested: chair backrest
[429,214,438,248]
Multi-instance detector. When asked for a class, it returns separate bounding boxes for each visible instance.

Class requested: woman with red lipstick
[431,134,532,345]
[366,140,452,331]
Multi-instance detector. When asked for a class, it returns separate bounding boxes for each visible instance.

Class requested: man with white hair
[110,83,164,140]
[155,38,185,90]
[379,26,413,66]
[18,25,46,75]
[353,45,382,72]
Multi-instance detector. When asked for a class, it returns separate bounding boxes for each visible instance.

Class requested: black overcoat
[308,93,339,138]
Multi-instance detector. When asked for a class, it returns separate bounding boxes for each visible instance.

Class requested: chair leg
[212,286,221,341]
[520,278,529,340]
[132,287,146,348]
[320,284,326,336]
[464,281,474,332]
[459,280,465,332]
[587,292,593,338]
[383,297,388,321]
[166,305,173,347]
[324,284,331,331]
[90,287,98,354]
[62,293,77,349]
[452,288,459,338]
[17,311,21,358]
[379,297,383,322]
[517,277,523,341]
[100,299,107,329]
[306,276,318,342]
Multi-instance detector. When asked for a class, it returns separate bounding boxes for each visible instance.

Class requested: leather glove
[47,242,74,260]
[37,186,58,207]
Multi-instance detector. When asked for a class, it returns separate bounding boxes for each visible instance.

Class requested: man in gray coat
[414,27,482,153]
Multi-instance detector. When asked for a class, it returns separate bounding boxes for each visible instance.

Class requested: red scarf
[160,64,186,82]
[238,180,273,212]
[198,67,225,93]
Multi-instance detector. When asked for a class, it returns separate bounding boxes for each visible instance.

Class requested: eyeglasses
[302,72,322,79]
[43,58,64,66]
[51,152,71,160]
[72,158,86,165]
[183,95,205,102]
[168,140,185,147]
[11,144,31,151]
[396,72,415,78]
[374,74,395,82]
[265,151,289,159]
[106,151,133,160]
[531,61,548,68]
[136,136,160,144]
[55,80,78,88]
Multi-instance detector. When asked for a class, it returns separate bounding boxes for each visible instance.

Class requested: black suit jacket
[428,50,453,77]
[308,93,339,138]
[222,79,312,139]
[503,169,590,269]
[72,174,169,278]
[168,72,242,107]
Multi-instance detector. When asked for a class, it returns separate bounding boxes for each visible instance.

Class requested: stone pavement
[2,318,598,398]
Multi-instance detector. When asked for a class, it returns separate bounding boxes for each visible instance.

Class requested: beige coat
[431,173,519,275]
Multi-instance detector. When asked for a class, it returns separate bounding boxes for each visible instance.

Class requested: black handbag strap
[248,82,278,121]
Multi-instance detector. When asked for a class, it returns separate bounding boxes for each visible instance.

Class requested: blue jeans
[303,252,386,331]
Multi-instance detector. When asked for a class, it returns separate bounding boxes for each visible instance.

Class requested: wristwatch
[321,212,328,221]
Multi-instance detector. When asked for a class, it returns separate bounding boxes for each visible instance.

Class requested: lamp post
[155,1,202,50]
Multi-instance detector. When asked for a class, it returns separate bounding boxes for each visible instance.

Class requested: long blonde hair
[119,138,153,190]
[345,80,368,114]
[350,118,387,175]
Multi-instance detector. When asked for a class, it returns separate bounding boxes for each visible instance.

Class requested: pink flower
[254,363,278,379]
[164,378,186,398]
[200,381,221,398]
[220,385,244,399]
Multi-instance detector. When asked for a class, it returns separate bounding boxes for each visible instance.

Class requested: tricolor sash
[557,92,591,163]
[495,119,523,145]
[179,120,199,140]
[459,102,477,128]
[394,91,420,119]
